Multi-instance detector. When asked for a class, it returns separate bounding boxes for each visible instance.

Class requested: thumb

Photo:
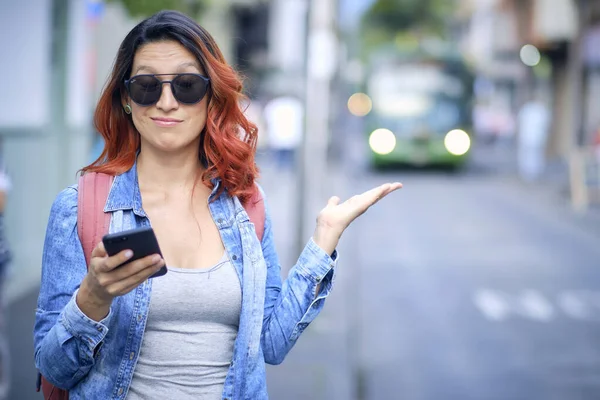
[327,196,341,207]
[91,241,107,258]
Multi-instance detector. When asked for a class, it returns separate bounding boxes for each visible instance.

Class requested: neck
[136,144,205,193]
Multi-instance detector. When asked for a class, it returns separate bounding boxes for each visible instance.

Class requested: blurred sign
[532,0,577,44]
[0,0,51,129]
[583,25,600,67]
[86,0,105,22]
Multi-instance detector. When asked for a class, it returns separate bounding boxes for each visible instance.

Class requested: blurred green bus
[364,43,474,170]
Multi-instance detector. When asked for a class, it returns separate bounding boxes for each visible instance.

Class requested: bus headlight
[444,129,470,156]
[369,128,396,155]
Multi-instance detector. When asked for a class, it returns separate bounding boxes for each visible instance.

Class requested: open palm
[317,182,403,234]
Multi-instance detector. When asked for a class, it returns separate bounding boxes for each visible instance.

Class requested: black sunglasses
[124,73,210,106]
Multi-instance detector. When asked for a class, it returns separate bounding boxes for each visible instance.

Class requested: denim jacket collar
[103,159,222,218]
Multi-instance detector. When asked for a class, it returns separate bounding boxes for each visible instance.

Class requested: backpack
[36,172,265,399]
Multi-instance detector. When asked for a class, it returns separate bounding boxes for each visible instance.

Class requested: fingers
[327,196,341,207]
[388,182,403,191]
[326,182,402,216]
[379,182,403,198]
[107,259,165,295]
[96,249,135,273]
[109,253,163,281]
[350,182,402,214]
[362,182,402,203]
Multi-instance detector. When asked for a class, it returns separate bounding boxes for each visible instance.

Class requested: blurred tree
[105,0,208,19]
[360,0,457,56]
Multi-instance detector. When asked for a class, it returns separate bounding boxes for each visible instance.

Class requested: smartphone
[102,226,167,278]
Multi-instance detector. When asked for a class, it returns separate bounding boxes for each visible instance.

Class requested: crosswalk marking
[474,288,600,322]
[473,289,511,321]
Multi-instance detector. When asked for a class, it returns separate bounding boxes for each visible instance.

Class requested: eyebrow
[134,62,202,75]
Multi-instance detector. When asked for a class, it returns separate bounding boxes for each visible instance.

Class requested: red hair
[82,11,259,204]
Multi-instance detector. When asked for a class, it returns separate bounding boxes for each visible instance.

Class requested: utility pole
[296,0,338,254]
[573,0,591,147]
[51,0,70,186]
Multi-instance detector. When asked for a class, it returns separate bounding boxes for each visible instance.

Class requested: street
[264,137,600,399]
[344,170,600,400]
[6,144,600,400]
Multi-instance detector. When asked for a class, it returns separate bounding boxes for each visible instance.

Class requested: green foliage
[105,0,207,19]
[362,0,455,33]
[360,0,457,57]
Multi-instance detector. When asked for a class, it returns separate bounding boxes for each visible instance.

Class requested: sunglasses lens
[128,75,162,106]
[172,74,208,104]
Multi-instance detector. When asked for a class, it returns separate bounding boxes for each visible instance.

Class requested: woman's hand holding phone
[76,242,165,322]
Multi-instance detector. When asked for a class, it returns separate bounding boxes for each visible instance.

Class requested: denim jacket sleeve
[259,189,338,365]
[33,186,112,389]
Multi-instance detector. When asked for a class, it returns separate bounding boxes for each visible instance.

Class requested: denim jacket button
[118,387,123,396]
[232,255,237,261]
[217,218,224,224]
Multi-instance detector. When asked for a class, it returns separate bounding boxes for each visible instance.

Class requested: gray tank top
[126,253,241,400]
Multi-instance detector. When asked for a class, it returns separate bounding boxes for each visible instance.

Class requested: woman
[33,10,401,399]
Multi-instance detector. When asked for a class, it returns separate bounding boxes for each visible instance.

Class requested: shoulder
[49,185,78,219]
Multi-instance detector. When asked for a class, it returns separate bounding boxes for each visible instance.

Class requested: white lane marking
[515,289,554,321]
[475,288,600,322]
[473,289,511,321]
[557,292,592,320]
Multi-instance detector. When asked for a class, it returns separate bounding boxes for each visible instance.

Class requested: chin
[152,135,199,153]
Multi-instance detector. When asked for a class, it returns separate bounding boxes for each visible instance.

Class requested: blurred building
[0,0,93,300]
[459,0,600,160]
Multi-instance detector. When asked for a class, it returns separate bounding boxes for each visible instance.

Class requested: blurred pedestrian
[517,96,550,181]
[0,161,12,400]
[263,95,303,169]
[33,10,402,400]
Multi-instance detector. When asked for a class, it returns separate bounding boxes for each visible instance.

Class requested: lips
[151,117,183,127]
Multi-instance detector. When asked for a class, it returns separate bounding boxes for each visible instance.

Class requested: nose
[155,81,179,112]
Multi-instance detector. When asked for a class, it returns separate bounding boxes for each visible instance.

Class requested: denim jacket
[33,164,337,399]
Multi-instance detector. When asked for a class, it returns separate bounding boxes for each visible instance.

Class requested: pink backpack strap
[77,172,113,268]
[244,186,265,242]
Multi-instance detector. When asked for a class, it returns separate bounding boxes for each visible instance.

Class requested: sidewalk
[470,141,600,235]
[258,157,357,400]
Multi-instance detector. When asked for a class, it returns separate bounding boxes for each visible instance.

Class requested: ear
[120,93,129,109]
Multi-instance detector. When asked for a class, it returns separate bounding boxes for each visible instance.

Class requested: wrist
[312,225,341,256]
[77,278,111,321]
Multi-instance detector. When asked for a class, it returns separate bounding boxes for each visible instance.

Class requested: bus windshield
[367,63,467,134]
[368,64,464,117]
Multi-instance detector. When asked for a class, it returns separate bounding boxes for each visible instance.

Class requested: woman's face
[127,40,209,155]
